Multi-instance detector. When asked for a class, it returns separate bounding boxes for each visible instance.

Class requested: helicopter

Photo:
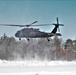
[0,17,64,41]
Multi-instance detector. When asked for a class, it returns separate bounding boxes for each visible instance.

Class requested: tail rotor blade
[57,17,59,24]
[58,27,60,32]
[59,24,64,26]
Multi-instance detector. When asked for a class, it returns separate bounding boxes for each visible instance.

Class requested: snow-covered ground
[0,60,76,75]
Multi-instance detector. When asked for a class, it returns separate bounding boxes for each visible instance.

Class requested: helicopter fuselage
[15,27,61,41]
[15,28,52,38]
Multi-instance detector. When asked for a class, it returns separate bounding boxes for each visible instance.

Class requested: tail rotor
[53,17,64,32]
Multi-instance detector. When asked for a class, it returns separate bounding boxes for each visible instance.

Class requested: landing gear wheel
[47,38,50,41]
[27,38,29,41]
[19,38,21,40]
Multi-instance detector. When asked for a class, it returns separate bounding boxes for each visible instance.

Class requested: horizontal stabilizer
[55,33,62,36]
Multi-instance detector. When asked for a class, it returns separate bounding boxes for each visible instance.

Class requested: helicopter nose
[15,32,18,37]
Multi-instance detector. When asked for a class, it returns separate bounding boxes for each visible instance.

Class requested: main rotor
[0,17,64,29]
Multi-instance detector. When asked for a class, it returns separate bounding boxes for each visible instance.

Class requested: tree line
[0,33,76,61]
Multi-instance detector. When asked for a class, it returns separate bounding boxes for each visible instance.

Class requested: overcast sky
[0,0,76,40]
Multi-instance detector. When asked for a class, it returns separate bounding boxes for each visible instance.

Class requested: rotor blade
[0,24,52,27]
[21,24,52,27]
[30,24,53,26]
[0,21,38,27]
[0,23,64,27]
[0,24,26,27]
[30,21,38,25]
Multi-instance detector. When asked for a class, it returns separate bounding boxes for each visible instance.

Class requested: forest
[0,33,76,61]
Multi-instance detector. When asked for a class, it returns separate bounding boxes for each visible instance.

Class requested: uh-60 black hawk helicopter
[0,17,64,41]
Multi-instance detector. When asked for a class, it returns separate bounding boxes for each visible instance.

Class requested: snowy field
[0,60,76,75]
